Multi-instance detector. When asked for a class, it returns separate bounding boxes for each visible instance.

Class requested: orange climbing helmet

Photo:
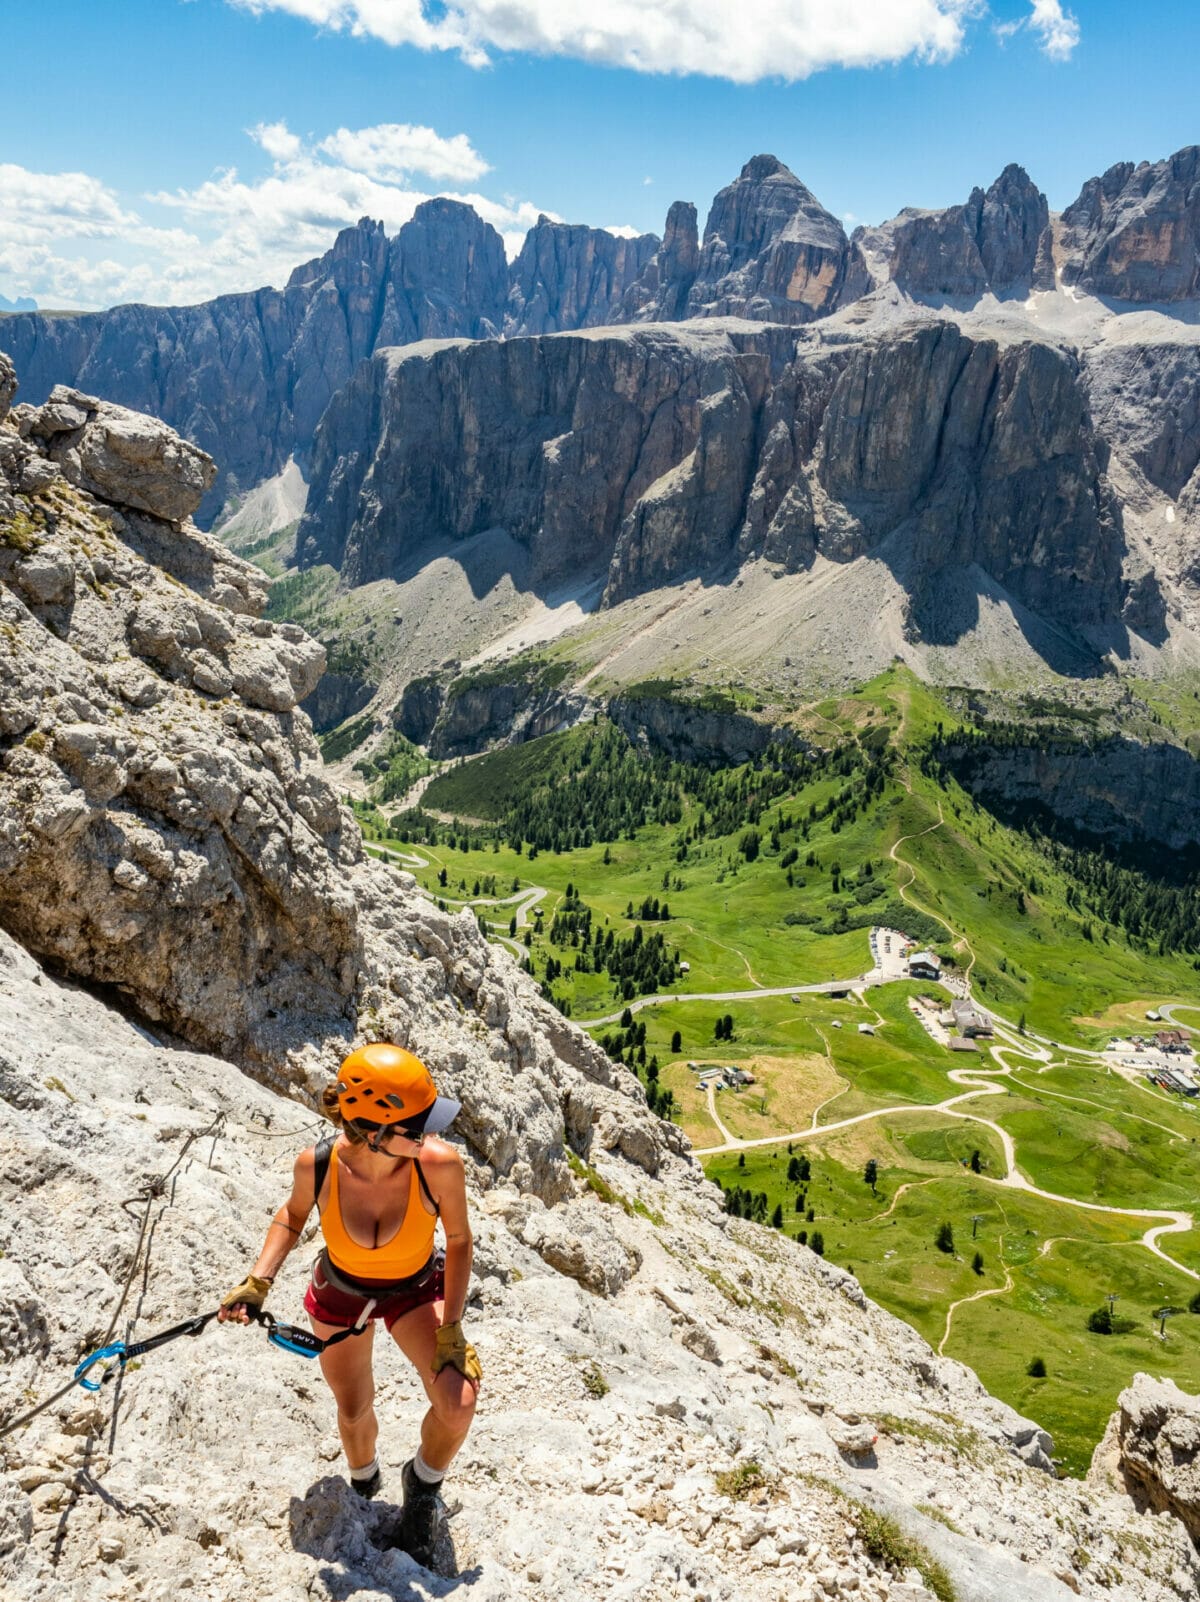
[335,1043,461,1134]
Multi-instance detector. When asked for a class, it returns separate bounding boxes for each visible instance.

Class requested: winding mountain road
[372,800,1200,1287]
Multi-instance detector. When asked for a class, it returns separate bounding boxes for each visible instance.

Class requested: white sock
[413,1448,444,1486]
[350,1457,379,1482]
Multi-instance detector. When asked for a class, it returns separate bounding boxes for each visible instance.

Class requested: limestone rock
[864,164,1051,297]
[507,217,659,334]
[300,316,1147,632]
[0,365,678,1201]
[0,351,15,422]
[1101,1372,1200,1543]
[27,386,216,521]
[623,200,700,322]
[1060,145,1200,301]
[969,164,1052,290]
[682,154,869,323]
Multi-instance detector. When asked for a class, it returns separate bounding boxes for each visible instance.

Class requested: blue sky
[2,0,1198,309]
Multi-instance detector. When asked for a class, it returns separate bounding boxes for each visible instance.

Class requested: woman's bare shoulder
[418,1137,464,1172]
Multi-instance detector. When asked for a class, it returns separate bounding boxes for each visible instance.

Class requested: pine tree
[972,1251,984,1275]
[863,1158,878,1192]
[935,1222,955,1254]
[670,1030,682,1053]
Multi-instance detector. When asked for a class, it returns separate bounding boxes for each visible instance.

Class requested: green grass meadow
[346,665,1200,1474]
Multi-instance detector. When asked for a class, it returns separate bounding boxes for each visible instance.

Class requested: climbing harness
[73,1304,368,1392]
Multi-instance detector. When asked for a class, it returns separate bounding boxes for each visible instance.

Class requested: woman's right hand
[218,1273,272,1325]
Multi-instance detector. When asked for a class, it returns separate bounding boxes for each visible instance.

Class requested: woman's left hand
[432,1319,482,1384]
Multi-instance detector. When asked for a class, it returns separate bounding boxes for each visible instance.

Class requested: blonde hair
[319,1083,367,1144]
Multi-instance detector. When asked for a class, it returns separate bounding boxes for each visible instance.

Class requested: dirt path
[704,1080,735,1146]
[693,1062,1200,1282]
[809,1024,851,1128]
[584,974,876,1029]
[889,798,977,986]
[577,590,696,690]
[939,1202,1014,1356]
[1006,1072,1188,1145]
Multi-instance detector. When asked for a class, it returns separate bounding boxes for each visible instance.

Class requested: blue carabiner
[267,1329,321,1359]
[74,1342,126,1392]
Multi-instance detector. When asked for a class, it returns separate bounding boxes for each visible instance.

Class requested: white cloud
[993,1,1079,58]
[318,123,489,183]
[0,122,549,310]
[602,224,641,239]
[250,119,303,161]
[1027,0,1079,59]
[227,0,985,84]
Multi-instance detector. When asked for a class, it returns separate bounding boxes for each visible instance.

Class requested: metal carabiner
[74,1342,126,1393]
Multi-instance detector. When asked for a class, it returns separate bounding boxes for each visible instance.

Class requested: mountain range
[3,145,1200,720]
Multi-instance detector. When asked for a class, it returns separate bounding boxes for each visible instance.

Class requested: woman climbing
[218,1043,482,1566]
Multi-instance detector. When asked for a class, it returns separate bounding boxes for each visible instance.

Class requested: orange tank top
[321,1146,436,1280]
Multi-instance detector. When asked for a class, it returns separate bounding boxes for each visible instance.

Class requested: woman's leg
[388,1299,478,1474]
[311,1314,378,1472]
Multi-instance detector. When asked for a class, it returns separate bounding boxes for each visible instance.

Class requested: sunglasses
[351,1117,425,1146]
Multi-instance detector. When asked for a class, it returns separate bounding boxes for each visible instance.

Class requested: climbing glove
[432,1320,482,1384]
[220,1273,273,1317]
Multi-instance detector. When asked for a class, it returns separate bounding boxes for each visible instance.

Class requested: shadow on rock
[290,1477,474,1596]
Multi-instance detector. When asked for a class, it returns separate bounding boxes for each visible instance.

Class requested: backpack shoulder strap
[415,1160,439,1215]
[311,1133,335,1216]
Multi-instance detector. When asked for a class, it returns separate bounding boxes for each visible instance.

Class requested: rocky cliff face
[6,143,1199,540]
[506,218,659,334]
[677,155,869,323]
[1060,146,1200,301]
[1090,1374,1200,1547]
[860,165,1052,297]
[623,200,701,322]
[609,690,796,767]
[0,156,863,520]
[298,316,1151,636]
[0,203,509,525]
[0,353,663,1196]
[933,732,1200,854]
[2,365,1198,1602]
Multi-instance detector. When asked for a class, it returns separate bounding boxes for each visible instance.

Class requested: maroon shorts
[304,1251,445,1332]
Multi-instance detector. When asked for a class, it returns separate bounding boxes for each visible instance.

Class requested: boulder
[0,351,15,422]
[28,387,216,521]
[1098,1372,1200,1543]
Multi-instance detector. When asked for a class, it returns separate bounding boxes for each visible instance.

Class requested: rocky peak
[678,155,868,323]
[967,163,1051,288]
[873,164,1051,297]
[506,216,659,335]
[622,200,700,323]
[1060,144,1200,300]
[286,216,389,288]
[700,153,842,264]
[388,198,509,339]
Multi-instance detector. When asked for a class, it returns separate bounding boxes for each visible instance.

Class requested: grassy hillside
[352,666,1200,1471]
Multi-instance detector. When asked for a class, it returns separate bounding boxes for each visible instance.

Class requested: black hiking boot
[389,1457,444,1566]
[351,1465,383,1500]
